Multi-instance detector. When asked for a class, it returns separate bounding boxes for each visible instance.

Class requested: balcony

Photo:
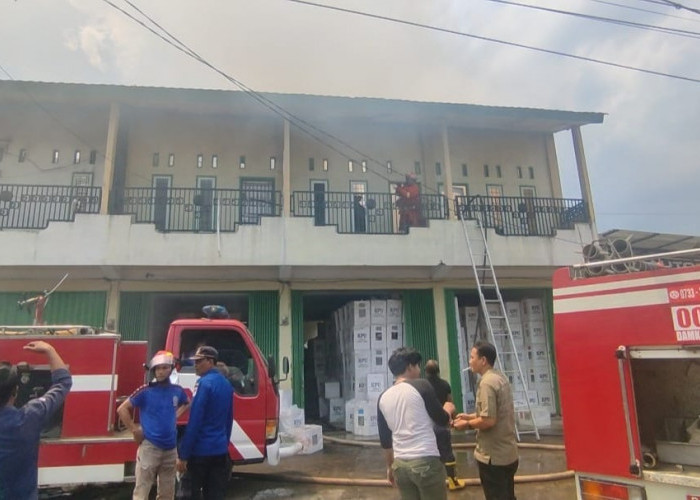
[291,191,449,234]
[113,187,283,232]
[0,184,101,230]
[456,195,588,236]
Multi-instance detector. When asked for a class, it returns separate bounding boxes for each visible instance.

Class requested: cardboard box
[353,325,371,350]
[279,405,305,432]
[353,374,368,399]
[354,350,371,373]
[386,323,403,353]
[527,343,549,363]
[350,300,371,327]
[279,389,293,411]
[354,400,379,436]
[370,324,387,350]
[524,321,547,343]
[516,406,551,428]
[370,300,387,325]
[505,302,522,323]
[522,298,544,319]
[345,399,356,432]
[324,380,341,399]
[386,299,402,322]
[329,397,345,424]
[367,373,386,399]
[370,348,387,373]
[294,424,324,454]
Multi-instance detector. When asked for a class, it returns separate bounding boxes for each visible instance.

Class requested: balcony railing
[114,187,282,232]
[456,195,589,236]
[0,184,101,230]
[291,191,449,234]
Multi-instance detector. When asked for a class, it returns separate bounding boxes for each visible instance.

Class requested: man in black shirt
[425,359,465,491]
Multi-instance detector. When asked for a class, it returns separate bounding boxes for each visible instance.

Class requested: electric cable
[584,0,700,23]
[284,0,700,84]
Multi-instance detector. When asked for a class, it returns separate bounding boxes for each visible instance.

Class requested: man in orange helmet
[395,173,423,233]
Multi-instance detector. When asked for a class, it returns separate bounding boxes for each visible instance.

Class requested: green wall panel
[291,290,304,407]
[0,291,106,326]
[402,289,438,364]
[248,291,279,364]
[444,289,464,413]
[118,292,152,341]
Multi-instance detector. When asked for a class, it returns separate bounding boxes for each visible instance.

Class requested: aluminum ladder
[458,214,541,441]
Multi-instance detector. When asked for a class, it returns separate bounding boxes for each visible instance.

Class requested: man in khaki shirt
[454,341,518,499]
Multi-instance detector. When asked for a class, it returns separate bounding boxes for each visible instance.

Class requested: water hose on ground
[323,434,565,451]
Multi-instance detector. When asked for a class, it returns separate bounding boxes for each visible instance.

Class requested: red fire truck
[0,305,288,490]
[553,250,700,499]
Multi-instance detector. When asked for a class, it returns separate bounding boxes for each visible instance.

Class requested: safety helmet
[148,350,175,369]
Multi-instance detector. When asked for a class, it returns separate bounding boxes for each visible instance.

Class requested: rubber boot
[444,462,466,491]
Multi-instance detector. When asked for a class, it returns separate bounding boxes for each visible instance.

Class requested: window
[496,165,502,178]
[348,160,354,173]
[528,166,535,179]
[89,150,97,164]
[52,150,59,164]
[73,150,81,164]
[239,156,246,169]
[322,158,329,171]
[435,162,442,176]
[461,163,468,177]
[212,155,219,169]
[268,156,274,170]
[414,161,422,175]
[168,153,175,167]
[308,158,315,171]
[386,160,392,172]
[0,147,4,162]
[152,153,160,167]
[517,166,523,179]
[483,164,489,177]
[196,154,204,168]
[19,149,27,163]
[361,160,367,173]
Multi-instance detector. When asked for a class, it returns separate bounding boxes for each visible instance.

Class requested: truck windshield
[179,328,259,397]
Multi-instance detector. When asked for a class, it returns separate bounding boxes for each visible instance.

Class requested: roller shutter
[402,289,438,362]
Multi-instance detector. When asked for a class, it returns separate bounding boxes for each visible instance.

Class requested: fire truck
[553,249,700,499]
[0,303,288,490]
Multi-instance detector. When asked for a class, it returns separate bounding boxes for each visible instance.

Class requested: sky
[1,0,699,236]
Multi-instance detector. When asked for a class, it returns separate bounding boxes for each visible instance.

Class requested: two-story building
[0,80,603,414]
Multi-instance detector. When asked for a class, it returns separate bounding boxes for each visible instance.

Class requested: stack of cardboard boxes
[319,299,404,436]
[461,297,553,427]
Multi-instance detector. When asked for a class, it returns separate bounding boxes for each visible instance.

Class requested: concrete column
[544,135,563,198]
[432,285,451,376]
[441,124,456,219]
[105,281,120,331]
[278,283,293,390]
[282,119,291,217]
[100,103,120,215]
[571,126,598,236]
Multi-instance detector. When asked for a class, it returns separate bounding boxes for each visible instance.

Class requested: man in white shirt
[377,348,455,500]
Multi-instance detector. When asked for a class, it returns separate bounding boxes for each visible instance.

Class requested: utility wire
[657,0,700,15]
[106,0,433,193]
[585,0,700,23]
[285,0,700,84]
[485,0,700,38]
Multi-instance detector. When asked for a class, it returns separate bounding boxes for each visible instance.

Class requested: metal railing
[456,195,589,236]
[291,191,449,234]
[114,187,282,232]
[0,184,101,230]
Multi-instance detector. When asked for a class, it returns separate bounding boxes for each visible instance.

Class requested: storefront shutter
[291,290,305,407]
[248,291,279,364]
[402,289,438,363]
[118,292,152,341]
[0,291,106,326]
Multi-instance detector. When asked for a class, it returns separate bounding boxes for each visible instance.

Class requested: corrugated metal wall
[444,289,464,413]
[291,290,304,407]
[248,291,279,363]
[402,289,438,363]
[0,291,106,326]
[118,292,152,341]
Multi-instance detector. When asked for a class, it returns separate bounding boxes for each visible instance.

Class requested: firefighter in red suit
[395,173,423,232]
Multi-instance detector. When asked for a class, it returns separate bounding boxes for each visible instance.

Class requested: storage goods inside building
[283,292,406,438]
[454,291,556,429]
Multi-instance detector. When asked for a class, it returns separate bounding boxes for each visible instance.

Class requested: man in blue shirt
[177,346,234,500]
[0,341,72,500]
[118,350,189,500]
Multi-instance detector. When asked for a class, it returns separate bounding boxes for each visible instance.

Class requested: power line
[285,0,700,84]
[105,0,433,194]
[484,0,700,38]
[584,0,700,23]
[657,0,700,15]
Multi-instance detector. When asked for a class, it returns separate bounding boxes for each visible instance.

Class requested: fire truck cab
[553,256,700,499]
[0,305,288,490]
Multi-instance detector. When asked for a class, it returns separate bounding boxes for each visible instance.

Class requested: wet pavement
[64,426,576,499]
